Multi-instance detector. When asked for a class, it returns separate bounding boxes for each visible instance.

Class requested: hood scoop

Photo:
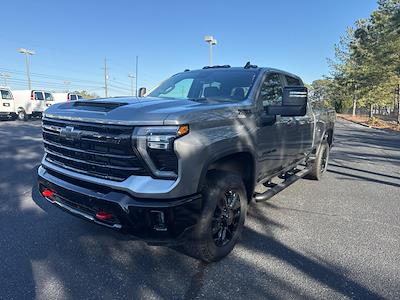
[60,100,128,112]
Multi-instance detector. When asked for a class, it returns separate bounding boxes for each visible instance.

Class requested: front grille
[42,117,149,181]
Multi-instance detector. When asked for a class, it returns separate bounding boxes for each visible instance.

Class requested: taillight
[67,94,70,102]
[30,91,34,100]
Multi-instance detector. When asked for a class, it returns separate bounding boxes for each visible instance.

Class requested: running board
[254,167,311,203]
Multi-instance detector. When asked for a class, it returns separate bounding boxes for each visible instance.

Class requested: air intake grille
[42,117,149,181]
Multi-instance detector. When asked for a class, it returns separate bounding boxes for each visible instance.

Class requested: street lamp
[18,48,35,89]
[204,35,217,66]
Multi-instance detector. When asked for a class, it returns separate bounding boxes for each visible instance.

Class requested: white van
[12,90,55,121]
[53,92,84,103]
[0,87,17,120]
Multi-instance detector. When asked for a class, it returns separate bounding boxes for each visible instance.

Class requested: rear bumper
[37,166,203,245]
[0,112,16,119]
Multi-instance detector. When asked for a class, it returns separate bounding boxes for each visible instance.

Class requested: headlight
[132,125,189,178]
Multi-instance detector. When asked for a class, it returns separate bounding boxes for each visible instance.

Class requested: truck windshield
[148,69,259,102]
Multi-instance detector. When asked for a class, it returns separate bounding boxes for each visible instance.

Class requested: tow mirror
[266,86,308,117]
[138,87,147,97]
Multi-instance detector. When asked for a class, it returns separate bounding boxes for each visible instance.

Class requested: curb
[337,116,399,134]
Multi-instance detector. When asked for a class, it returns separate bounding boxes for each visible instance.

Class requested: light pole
[204,36,217,66]
[0,73,10,86]
[64,80,71,92]
[128,74,135,96]
[18,48,35,89]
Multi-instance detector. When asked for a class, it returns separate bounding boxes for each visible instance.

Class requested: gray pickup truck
[38,64,335,261]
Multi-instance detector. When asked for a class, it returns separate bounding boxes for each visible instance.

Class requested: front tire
[308,141,330,180]
[184,171,248,262]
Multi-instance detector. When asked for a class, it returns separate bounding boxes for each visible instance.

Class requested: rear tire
[17,110,28,121]
[308,141,330,180]
[184,171,248,262]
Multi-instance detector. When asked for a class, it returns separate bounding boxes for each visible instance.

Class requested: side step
[254,167,310,203]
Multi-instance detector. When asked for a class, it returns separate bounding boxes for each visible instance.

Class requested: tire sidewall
[18,110,27,121]
[191,171,248,261]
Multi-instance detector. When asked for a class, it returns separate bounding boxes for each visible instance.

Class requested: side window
[44,92,53,101]
[34,92,44,100]
[77,95,83,99]
[1,90,13,100]
[70,94,77,101]
[259,73,283,107]
[285,75,301,86]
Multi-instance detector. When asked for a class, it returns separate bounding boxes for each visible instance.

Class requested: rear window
[44,92,54,101]
[1,90,13,100]
[34,92,44,100]
[285,76,302,86]
[70,94,77,101]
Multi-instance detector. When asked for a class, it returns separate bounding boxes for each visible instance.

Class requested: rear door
[0,89,14,113]
[44,92,54,108]
[33,91,45,112]
[282,75,314,159]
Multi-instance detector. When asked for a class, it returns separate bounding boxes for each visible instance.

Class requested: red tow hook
[95,211,114,221]
[42,189,55,198]
[41,189,56,203]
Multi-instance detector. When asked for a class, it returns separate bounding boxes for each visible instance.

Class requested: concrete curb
[337,116,399,134]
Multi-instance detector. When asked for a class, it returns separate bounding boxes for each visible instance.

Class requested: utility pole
[128,74,135,96]
[63,80,71,92]
[18,48,35,89]
[135,56,139,97]
[0,73,10,86]
[104,57,108,97]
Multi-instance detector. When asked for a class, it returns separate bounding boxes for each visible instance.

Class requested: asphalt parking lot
[0,119,399,300]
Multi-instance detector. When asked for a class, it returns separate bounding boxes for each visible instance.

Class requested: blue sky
[0,0,377,96]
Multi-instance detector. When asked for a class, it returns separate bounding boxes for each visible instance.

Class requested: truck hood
[43,97,248,125]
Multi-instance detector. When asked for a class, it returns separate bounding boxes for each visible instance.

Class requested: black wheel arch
[197,148,256,202]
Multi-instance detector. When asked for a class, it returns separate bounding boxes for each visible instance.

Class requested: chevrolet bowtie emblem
[60,126,81,141]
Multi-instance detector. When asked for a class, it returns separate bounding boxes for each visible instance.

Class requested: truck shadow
[0,119,389,299]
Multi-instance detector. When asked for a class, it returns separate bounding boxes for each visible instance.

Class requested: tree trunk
[352,99,357,117]
[397,98,400,124]
[397,84,400,124]
[369,104,374,118]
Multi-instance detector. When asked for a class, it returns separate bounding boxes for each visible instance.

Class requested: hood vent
[61,101,128,112]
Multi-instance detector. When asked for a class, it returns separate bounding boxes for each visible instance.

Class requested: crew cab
[38,64,335,261]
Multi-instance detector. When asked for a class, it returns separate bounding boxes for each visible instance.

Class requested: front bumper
[38,166,203,245]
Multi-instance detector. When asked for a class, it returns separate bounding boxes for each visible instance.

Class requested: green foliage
[321,0,400,113]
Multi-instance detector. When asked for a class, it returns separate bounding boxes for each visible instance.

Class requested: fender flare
[196,146,257,193]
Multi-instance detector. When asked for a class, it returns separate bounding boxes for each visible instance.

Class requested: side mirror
[266,86,308,117]
[138,87,147,97]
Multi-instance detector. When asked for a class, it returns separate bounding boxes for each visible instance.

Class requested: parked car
[12,90,55,121]
[53,92,84,103]
[38,64,335,262]
[0,87,17,120]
